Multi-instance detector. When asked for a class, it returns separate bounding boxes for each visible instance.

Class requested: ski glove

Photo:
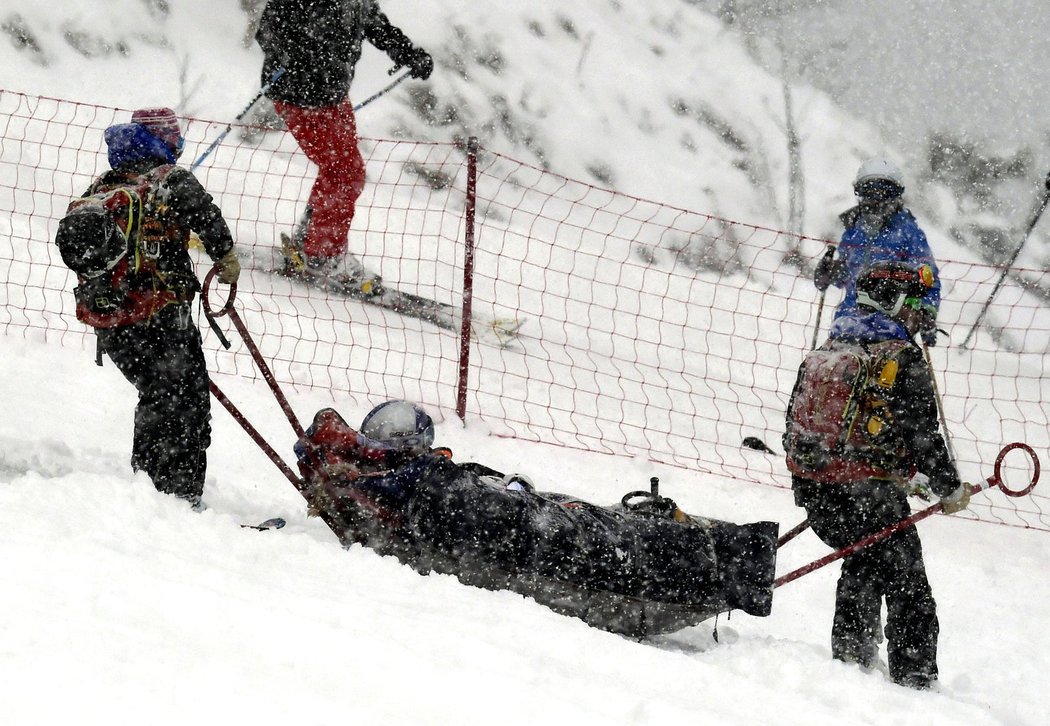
[940,483,971,514]
[216,248,241,284]
[406,47,433,80]
[814,247,840,292]
[898,473,933,501]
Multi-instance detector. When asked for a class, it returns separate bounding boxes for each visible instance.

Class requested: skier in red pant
[256,0,433,293]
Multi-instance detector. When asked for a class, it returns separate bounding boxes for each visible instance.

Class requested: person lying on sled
[293,400,779,637]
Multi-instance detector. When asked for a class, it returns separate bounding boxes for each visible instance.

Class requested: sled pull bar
[209,379,307,494]
[202,266,307,440]
[202,265,329,494]
[777,519,810,549]
[774,442,1040,589]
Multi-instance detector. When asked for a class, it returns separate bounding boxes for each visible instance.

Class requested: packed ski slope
[2,2,1049,724]
[2,335,1048,726]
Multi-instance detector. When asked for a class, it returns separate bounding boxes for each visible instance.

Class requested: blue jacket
[828,206,941,341]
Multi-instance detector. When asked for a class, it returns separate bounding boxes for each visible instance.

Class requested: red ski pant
[275,99,367,258]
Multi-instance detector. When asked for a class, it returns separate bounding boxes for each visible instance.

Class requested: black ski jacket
[257,0,419,107]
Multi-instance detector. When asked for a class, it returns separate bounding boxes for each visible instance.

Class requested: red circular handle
[990,442,1040,497]
[202,265,237,318]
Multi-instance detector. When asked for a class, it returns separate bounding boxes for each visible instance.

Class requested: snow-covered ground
[2,334,1048,726]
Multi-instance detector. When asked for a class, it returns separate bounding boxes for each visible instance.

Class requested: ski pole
[774,442,1039,588]
[353,69,412,112]
[810,245,836,350]
[810,291,827,350]
[191,66,404,172]
[191,67,286,171]
[960,171,1050,350]
[923,342,957,464]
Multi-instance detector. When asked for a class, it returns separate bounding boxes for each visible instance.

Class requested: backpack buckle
[142,236,162,259]
[175,303,192,330]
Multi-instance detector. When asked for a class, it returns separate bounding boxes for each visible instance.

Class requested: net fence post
[456,136,479,422]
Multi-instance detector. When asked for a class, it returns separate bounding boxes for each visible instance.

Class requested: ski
[240,517,287,531]
[272,235,525,347]
[741,436,777,454]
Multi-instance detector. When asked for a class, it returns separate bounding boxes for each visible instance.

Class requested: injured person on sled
[293,400,780,638]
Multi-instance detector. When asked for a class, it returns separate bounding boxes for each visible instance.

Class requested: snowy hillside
[2,0,887,238]
[2,2,1049,725]
[9,0,1048,273]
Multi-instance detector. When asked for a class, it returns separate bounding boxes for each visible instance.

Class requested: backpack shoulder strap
[866,339,913,390]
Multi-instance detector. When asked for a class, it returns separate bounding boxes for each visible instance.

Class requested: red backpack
[784,339,912,483]
[55,167,180,328]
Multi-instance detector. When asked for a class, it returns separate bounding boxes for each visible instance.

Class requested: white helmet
[855,157,904,185]
[360,400,435,453]
[853,158,905,200]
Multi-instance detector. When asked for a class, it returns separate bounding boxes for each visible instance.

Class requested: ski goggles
[854,178,904,201]
[857,290,932,318]
[857,289,910,317]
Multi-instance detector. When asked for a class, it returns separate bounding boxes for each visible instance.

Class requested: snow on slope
[7,0,1042,303]
[2,335,1049,726]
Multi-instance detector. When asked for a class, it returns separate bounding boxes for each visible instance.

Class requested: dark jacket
[785,335,960,498]
[257,0,419,107]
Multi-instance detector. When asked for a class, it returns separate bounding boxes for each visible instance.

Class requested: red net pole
[456,136,479,421]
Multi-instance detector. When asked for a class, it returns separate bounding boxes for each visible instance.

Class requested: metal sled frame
[201,267,345,534]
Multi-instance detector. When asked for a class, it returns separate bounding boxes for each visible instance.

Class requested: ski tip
[741,436,776,455]
[241,517,287,531]
[496,317,526,334]
[473,317,527,347]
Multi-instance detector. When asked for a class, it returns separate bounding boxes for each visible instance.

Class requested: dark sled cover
[320,454,778,637]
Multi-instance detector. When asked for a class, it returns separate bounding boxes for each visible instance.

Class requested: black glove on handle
[814,247,839,292]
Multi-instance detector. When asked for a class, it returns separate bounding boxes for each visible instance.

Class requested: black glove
[814,247,839,292]
[405,47,433,80]
[916,312,938,346]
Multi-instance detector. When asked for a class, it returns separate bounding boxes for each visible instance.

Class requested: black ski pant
[792,476,939,686]
[98,304,212,504]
